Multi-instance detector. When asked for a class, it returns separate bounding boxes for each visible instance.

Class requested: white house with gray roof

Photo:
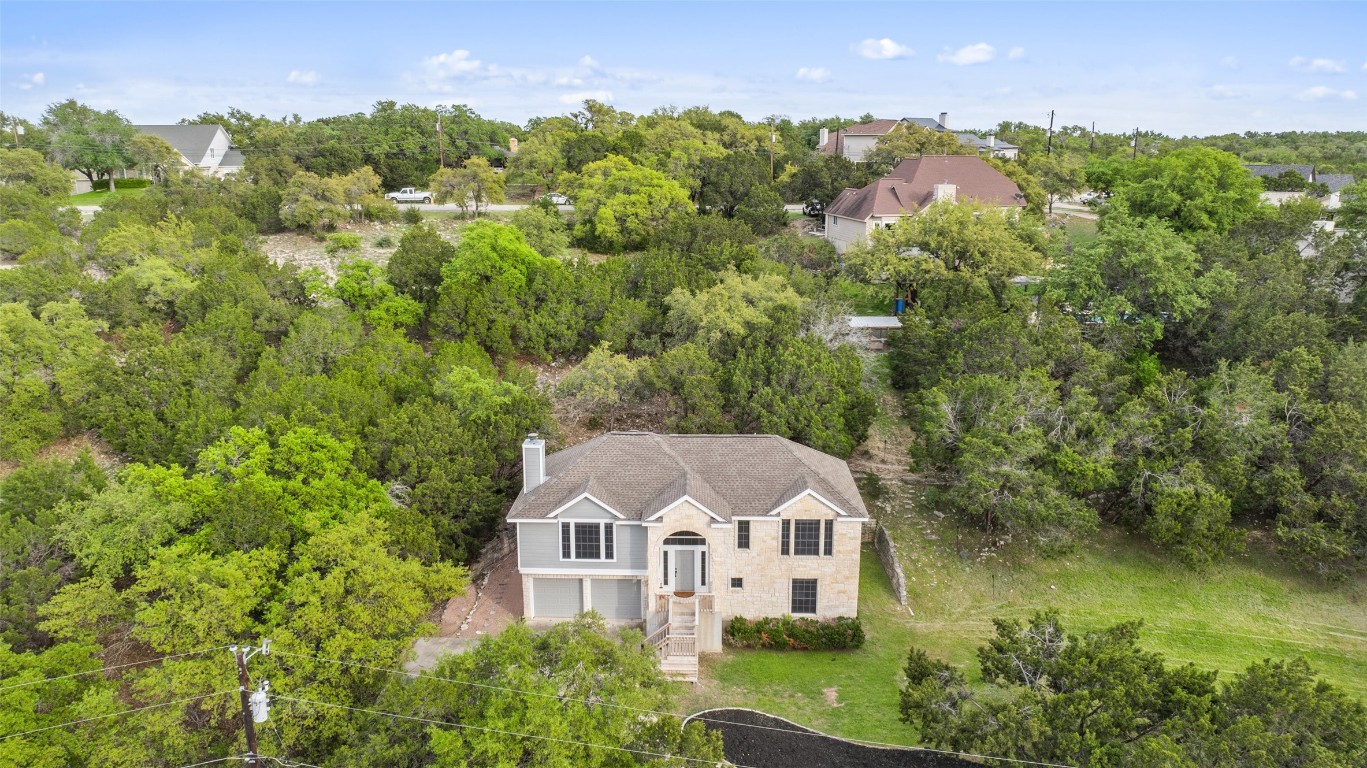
[72,124,242,192]
[509,431,869,679]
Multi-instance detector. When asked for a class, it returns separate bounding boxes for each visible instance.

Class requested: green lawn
[68,187,148,205]
[682,492,1367,744]
[1062,215,1100,249]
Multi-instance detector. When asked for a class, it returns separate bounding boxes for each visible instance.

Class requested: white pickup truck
[384,187,432,204]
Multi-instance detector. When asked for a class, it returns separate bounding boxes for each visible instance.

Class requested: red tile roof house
[824,155,1027,253]
[508,432,870,680]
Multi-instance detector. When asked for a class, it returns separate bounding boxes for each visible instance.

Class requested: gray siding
[518,522,647,571]
[590,578,643,619]
[532,578,581,618]
[558,497,618,520]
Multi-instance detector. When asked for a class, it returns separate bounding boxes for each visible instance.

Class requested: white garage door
[590,578,643,620]
[532,578,582,618]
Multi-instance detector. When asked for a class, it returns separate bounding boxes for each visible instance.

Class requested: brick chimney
[508,137,519,154]
[522,433,545,493]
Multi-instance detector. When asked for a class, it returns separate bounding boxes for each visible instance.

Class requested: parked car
[803,198,824,217]
[540,192,571,205]
[385,187,432,204]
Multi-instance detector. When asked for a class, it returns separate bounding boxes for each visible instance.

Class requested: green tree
[127,133,182,183]
[41,99,135,191]
[429,156,505,216]
[335,615,724,767]
[507,204,570,258]
[279,170,349,234]
[863,123,972,175]
[557,342,644,426]
[567,155,695,252]
[1026,152,1086,214]
[387,222,455,307]
[0,148,72,196]
[1108,147,1263,235]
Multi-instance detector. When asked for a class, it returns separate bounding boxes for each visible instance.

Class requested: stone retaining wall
[875,523,909,608]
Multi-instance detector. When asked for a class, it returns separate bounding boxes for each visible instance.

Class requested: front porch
[646,593,717,682]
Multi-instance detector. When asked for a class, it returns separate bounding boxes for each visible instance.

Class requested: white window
[559,521,615,561]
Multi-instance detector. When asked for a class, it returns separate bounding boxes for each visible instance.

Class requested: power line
[269,648,1077,768]
[0,689,237,741]
[272,693,763,768]
[0,645,232,691]
[170,756,250,768]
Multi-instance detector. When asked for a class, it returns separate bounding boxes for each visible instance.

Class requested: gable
[547,495,620,520]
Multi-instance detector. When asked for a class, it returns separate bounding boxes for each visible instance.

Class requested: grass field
[68,187,148,205]
[681,485,1367,745]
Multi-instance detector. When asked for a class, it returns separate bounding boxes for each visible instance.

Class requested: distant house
[823,155,1027,253]
[71,124,242,193]
[1243,164,1315,183]
[817,113,1019,161]
[508,432,869,680]
[1318,173,1356,210]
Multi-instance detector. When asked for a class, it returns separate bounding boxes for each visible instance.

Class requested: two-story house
[824,154,1027,253]
[818,113,1020,162]
[507,431,869,680]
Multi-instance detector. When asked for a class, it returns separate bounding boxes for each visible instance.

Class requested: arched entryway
[662,530,709,595]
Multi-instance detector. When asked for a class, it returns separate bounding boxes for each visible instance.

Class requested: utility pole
[1133,127,1140,159]
[437,114,445,169]
[769,124,776,181]
[1045,110,1055,156]
[1089,121,1095,152]
[10,119,20,149]
[231,640,270,768]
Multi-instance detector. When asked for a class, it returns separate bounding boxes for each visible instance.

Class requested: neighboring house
[1243,164,1315,183]
[70,124,242,193]
[508,431,869,680]
[817,112,1018,161]
[1318,173,1356,210]
[824,155,1027,253]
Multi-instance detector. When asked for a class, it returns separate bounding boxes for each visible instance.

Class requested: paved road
[77,202,809,217]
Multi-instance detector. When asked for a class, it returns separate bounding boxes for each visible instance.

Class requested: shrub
[325,233,362,254]
[401,206,423,225]
[724,615,865,650]
[375,234,395,248]
[92,178,152,192]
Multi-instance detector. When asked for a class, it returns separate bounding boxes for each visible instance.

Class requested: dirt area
[407,549,524,671]
[689,708,979,768]
[0,432,120,481]
[260,218,468,281]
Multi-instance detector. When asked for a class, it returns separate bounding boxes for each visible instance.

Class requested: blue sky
[2,1,1365,135]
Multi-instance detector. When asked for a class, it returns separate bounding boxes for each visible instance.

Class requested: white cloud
[938,43,996,66]
[854,38,914,60]
[796,66,831,83]
[424,49,484,77]
[287,70,320,86]
[12,72,44,90]
[1297,85,1357,101]
[1207,84,1244,100]
[559,90,613,105]
[1219,55,1240,69]
[1007,47,1026,60]
[578,55,600,69]
[1289,56,1345,73]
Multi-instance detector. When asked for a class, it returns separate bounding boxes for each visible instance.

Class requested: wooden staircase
[649,596,700,682]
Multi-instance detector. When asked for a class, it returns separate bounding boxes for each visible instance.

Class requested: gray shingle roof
[507,432,868,522]
[1317,173,1356,193]
[1243,164,1314,181]
[133,125,226,165]
[219,149,246,168]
